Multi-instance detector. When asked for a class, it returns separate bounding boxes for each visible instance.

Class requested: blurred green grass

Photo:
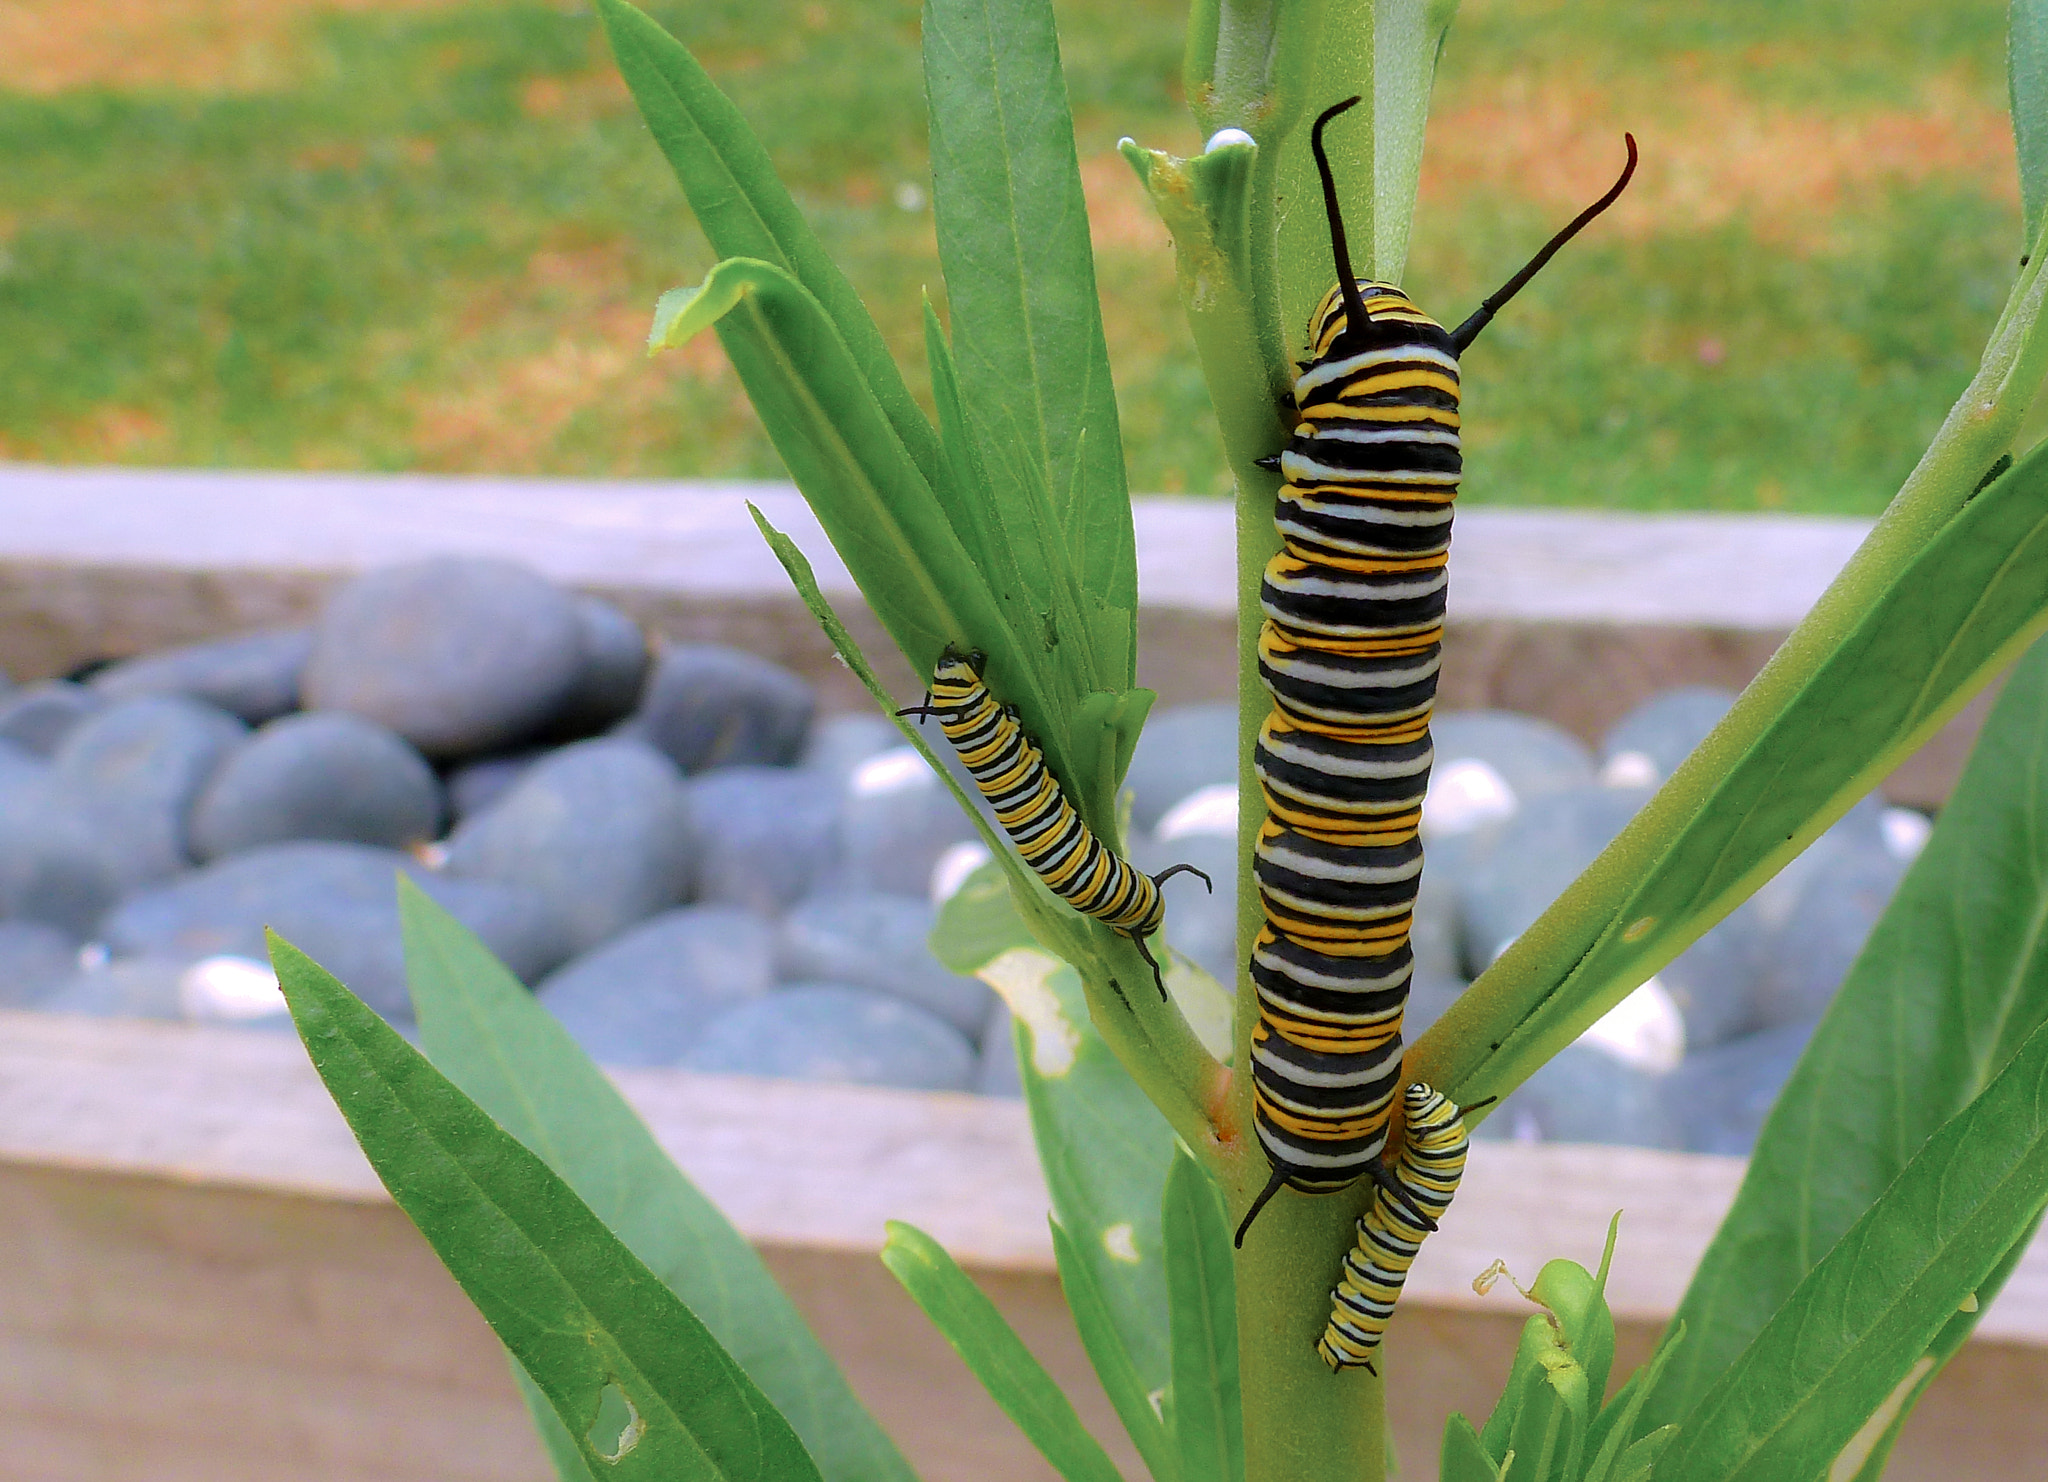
[0,0,2023,511]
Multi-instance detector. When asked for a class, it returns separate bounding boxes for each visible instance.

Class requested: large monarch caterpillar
[904,648,1209,998]
[1234,99,1636,1245]
[1318,1082,1471,1372]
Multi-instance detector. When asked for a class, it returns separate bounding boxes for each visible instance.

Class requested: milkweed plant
[270,1,2048,1479]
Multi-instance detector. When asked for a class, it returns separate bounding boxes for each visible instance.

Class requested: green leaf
[1582,1324,1683,1482]
[267,932,823,1482]
[1610,1428,1676,1482]
[1440,1414,1506,1482]
[1424,437,2048,1116]
[1528,1251,1616,1418]
[921,0,1136,687]
[1479,1317,1555,1462]
[2013,0,2048,250]
[1365,0,1461,283]
[1649,1008,2048,1482]
[397,882,915,1482]
[515,1362,597,1482]
[1162,1149,1242,1482]
[1051,1218,1180,1482]
[1645,633,2048,1433]
[595,0,938,486]
[880,1222,1123,1482]
[1501,1345,1586,1482]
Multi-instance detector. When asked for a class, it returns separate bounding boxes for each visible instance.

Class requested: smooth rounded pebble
[1124,704,1236,833]
[775,891,991,1037]
[686,766,840,915]
[1753,846,1905,1029]
[0,919,82,1008]
[40,956,190,1020]
[445,750,542,823]
[189,711,443,860]
[834,745,980,897]
[53,695,247,888]
[1455,784,1649,970]
[90,628,313,725]
[623,644,815,773]
[1133,831,1235,988]
[1476,1040,1685,1150]
[1655,901,1766,1049]
[301,557,587,759]
[977,1000,1023,1097]
[0,680,105,756]
[539,596,650,741]
[537,905,774,1066]
[442,738,695,954]
[1429,710,1595,816]
[681,983,976,1091]
[798,712,902,787]
[0,768,121,935]
[1661,1018,1818,1155]
[1598,687,1736,787]
[101,840,572,1021]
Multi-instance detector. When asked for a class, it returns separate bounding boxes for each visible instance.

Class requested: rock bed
[0,557,1925,1154]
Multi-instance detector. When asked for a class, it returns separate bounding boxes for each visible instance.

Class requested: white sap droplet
[1421,758,1518,839]
[929,841,994,904]
[1881,806,1932,863]
[1102,1222,1141,1263]
[1155,782,1238,841]
[179,955,287,1022]
[1598,749,1660,789]
[976,948,1080,1076]
[1205,127,1255,153]
[1579,977,1686,1074]
[850,747,932,798]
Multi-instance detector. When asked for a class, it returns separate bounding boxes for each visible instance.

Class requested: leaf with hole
[268,931,823,1482]
[398,880,914,1482]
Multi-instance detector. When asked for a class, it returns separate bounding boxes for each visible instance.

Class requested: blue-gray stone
[1663,1019,1818,1155]
[775,891,991,1037]
[1455,784,1649,970]
[189,711,443,860]
[100,841,572,1021]
[1133,831,1235,987]
[834,745,980,898]
[90,628,313,725]
[622,644,815,773]
[1430,711,1596,805]
[0,920,81,1007]
[1474,1042,1684,1150]
[977,1000,1022,1097]
[1656,902,1766,1049]
[53,695,247,888]
[1753,846,1905,1029]
[442,737,694,953]
[0,680,105,756]
[301,558,587,759]
[0,770,121,935]
[539,596,650,741]
[40,956,189,1020]
[1124,704,1237,833]
[1748,796,1891,938]
[1598,687,1736,785]
[686,766,840,915]
[445,750,543,823]
[537,905,774,1067]
[1404,970,1468,1039]
[798,712,903,788]
[681,983,976,1091]
[1411,872,1463,982]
